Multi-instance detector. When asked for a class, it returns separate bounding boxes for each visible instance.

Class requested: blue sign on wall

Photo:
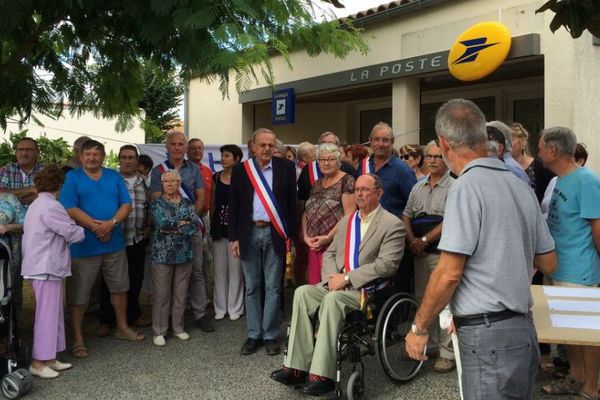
[272,88,295,125]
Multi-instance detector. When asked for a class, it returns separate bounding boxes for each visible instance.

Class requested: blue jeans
[457,313,540,400]
[241,226,283,340]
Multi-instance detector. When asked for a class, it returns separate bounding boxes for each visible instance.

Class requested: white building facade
[186,0,600,172]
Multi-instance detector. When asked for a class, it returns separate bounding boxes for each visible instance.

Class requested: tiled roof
[345,0,415,20]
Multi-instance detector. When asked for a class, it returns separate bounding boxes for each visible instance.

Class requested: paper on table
[543,286,600,299]
[550,314,600,330]
[548,299,600,313]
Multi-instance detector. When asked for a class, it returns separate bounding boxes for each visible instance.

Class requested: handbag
[411,213,443,253]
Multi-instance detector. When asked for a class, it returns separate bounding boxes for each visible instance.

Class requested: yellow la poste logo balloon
[448,21,511,81]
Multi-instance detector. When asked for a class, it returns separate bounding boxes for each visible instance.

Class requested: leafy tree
[536,0,600,38]
[139,60,183,143]
[0,130,73,166]
[0,0,367,130]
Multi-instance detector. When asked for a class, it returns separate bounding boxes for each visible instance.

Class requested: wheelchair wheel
[1,369,33,399]
[346,368,364,400]
[375,293,424,382]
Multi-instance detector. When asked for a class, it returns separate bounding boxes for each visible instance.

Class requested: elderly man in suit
[270,173,405,396]
[229,128,298,356]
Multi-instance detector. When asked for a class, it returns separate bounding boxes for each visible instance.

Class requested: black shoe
[270,367,307,387]
[241,338,263,355]
[299,375,334,396]
[265,339,281,356]
[195,316,215,332]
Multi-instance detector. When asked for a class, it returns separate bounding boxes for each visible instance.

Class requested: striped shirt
[121,173,149,246]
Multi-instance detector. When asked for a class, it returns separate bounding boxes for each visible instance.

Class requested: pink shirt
[21,192,85,278]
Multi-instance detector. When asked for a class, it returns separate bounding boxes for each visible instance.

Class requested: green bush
[0,130,73,167]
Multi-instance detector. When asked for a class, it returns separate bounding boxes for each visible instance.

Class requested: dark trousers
[99,240,147,325]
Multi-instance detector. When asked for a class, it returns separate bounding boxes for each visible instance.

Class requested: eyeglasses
[400,154,413,160]
[16,148,37,152]
[371,137,392,144]
[426,154,443,160]
[355,187,379,194]
[318,158,337,164]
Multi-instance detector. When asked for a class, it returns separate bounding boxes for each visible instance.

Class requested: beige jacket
[321,207,406,289]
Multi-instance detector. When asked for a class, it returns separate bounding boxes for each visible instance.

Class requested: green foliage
[139,60,183,143]
[0,0,368,130]
[537,0,600,38]
[104,150,120,170]
[0,130,73,167]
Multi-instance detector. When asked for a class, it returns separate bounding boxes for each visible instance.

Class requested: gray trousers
[212,239,244,317]
[414,253,454,359]
[189,234,208,319]
[152,262,192,336]
[457,313,539,400]
[284,285,360,379]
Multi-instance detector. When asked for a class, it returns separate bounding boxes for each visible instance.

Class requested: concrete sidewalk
[19,288,575,400]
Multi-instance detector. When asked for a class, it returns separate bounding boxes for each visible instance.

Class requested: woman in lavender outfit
[21,165,85,379]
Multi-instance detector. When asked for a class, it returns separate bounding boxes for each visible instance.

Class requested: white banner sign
[136,144,250,173]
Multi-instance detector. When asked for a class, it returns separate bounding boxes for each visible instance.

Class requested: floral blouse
[150,197,200,265]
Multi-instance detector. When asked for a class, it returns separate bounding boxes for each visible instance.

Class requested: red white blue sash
[308,160,323,186]
[344,211,361,273]
[157,160,205,234]
[344,210,388,300]
[157,161,194,201]
[243,158,289,240]
[361,157,371,175]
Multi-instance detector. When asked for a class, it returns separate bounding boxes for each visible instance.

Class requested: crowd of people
[0,98,598,399]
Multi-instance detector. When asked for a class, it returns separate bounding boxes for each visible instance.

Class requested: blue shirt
[252,159,273,222]
[548,167,600,285]
[358,156,417,217]
[59,168,131,258]
[150,159,204,202]
[503,153,531,186]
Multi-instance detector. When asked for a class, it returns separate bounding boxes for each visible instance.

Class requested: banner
[136,144,250,173]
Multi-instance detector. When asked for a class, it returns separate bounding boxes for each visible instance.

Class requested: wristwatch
[112,218,119,226]
[420,236,427,243]
[411,323,428,336]
[343,274,350,283]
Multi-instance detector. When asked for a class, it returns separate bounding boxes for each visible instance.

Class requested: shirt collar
[427,171,452,188]
[254,158,273,171]
[359,205,380,223]
[461,157,509,176]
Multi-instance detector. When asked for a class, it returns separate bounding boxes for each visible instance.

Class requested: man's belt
[454,309,523,328]
[254,220,271,228]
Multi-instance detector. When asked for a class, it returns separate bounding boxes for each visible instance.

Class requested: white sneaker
[229,314,242,321]
[214,314,225,320]
[153,335,166,346]
[29,366,59,379]
[46,360,72,371]
[174,332,190,341]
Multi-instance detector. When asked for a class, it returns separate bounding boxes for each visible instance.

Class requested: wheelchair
[283,285,424,400]
[333,287,424,399]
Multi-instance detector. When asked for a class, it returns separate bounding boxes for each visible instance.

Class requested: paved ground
[16,286,583,400]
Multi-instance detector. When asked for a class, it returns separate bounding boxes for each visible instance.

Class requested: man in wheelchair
[270,173,405,396]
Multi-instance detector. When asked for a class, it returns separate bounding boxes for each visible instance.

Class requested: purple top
[21,192,85,277]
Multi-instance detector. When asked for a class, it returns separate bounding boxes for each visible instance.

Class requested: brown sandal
[114,327,145,342]
[542,376,583,395]
[577,390,600,400]
[70,342,88,359]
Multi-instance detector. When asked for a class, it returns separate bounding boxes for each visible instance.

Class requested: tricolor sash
[361,157,371,175]
[344,211,361,274]
[343,210,388,310]
[157,160,206,235]
[308,160,323,186]
[243,158,289,240]
[157,161,195,201]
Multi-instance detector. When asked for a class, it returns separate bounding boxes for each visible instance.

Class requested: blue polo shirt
[150,159,204,201]
[59,168,131,258]
[358,156,417,217]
